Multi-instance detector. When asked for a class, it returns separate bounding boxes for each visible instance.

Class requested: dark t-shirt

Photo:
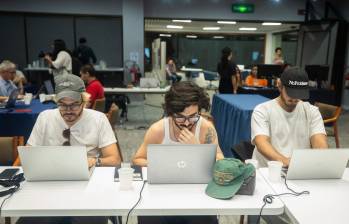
[217,62,237,93]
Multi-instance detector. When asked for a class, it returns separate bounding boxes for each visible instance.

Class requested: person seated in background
[13,70,27,95]
[273,47,284,65]
[166,58,181,83]
[245,65,267,87]
[16,74,120,224]
[80,64,104,108]
[73,37,97,65]
[0,60,20,101]
[251,67,328,168]
[133,81,223,224]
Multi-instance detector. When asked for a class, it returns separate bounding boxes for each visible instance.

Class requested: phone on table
[0,168,19,180]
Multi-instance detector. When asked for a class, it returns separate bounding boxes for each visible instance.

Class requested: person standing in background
[73,37,97,65]
[166,58,181,84]
[217,47,238,94]
[273,47,284,65]
[44,39,72,78]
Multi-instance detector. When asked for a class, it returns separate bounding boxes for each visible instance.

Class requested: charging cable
[125,180,146,224]
[257,176,309,224]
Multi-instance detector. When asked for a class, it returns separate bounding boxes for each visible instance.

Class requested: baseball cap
[205,158,255,199]
[280,67,309,99]
[54,75,86,101]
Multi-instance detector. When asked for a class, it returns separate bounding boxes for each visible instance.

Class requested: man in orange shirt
[80,64,105,108]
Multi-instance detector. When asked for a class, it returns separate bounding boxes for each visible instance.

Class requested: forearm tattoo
[204,127,216,144]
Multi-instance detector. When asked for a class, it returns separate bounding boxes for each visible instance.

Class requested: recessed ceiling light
[213,36,224,39]
[172,19,192,23]
[159,34,172,37]
[186,35,198,39]
[166,25,183,29]
[262,22,282,26]
[217,21,237,24]
[203,27,220,30]
[239,27,257,31]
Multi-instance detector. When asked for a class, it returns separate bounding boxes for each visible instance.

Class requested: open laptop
[285,149,349,180]
[18,146,93,181]
[147,144,217,184]
[0,89,19,109]
[44,80,54,94]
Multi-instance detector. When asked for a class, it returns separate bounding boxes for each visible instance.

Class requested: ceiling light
[217,21,237,24]
[166,25,183,29]
[213,36,224,39]
[203,27,220,30]
[239,27,257,31]
[172,19,192,23]
[186,35,197,39]
[262,22,282,26]
[159,34,172,37]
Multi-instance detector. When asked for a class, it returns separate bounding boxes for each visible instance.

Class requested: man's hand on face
[178,127,200,144]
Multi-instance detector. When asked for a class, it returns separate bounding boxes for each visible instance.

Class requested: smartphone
[0,168,19,180]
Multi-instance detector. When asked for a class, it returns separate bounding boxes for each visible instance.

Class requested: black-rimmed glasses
[57,102,83,111]
[173,113,200,123]
[62,129,71,146]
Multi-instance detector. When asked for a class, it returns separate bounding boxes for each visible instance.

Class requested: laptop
[44,80,54,94]
[147,144,217,184]
[285,149,349,180]
[18,146,93,181]
[0,89,19,109]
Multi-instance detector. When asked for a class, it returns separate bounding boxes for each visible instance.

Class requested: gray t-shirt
[251,99,326,167]
[28,108,116,157]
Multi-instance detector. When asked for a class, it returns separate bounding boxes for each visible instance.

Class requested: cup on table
[39,94,46,103]
[267,161,283,182]
[118,163,134,191]
[245,159,259,169]
[24,93,32,105]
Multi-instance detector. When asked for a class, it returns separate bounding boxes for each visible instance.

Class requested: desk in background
[259,168,349,224]
[211,94,269,157]
[239,86,336,105]
[0,99,56,141]
[1,167,284,217]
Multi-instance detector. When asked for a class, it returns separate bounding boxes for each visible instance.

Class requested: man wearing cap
[16,75,121,224]
[251,66,328,168]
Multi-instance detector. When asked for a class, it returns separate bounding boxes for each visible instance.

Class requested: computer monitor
[304,65,329,81]
[144,48,150,59]
[257,64,283,78]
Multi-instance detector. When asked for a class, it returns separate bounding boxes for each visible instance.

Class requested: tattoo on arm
[204,127,216,144]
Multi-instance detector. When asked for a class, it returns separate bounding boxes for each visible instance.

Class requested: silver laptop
[286,149,349,180]
[0,89,19,109]
[147,144,216,184]
[18,146,93,181]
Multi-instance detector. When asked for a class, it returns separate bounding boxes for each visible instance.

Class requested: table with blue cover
[211,94,269,157]
[0,99,56,142]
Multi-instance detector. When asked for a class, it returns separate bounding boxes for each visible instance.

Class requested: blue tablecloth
[0,99,56,142]
[211,94,269,157]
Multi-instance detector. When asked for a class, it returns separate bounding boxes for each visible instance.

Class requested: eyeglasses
[173,113,200,123]
[57,102,82,111]
[62,129,71,146]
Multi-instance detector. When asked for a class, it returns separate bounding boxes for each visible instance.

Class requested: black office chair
[231,141,255,161]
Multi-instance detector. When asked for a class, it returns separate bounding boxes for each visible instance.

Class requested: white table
[104,86,170,94]
[1,167,284,217]
[259,168,349,224]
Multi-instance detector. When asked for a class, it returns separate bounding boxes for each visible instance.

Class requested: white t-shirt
[251,99,326,167]
[28,108,116,157]
[51,51,72,77]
